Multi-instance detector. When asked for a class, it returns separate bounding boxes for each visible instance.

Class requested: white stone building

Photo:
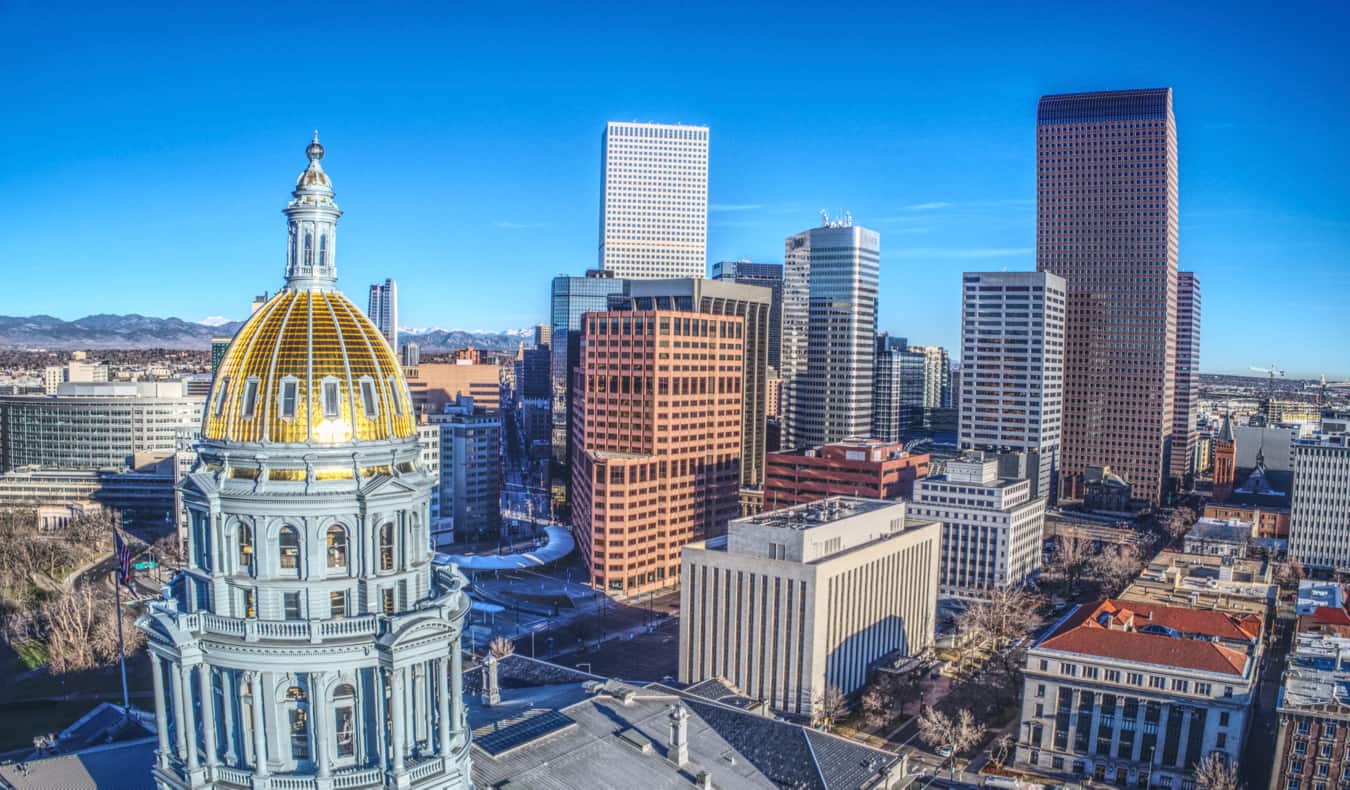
[679,497,938,719]
[908,456,1045,597]
[1288,430,1350,573]
[1016,598,1262,788]
[599,121,709,279]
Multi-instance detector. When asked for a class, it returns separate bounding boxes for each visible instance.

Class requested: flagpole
[113,527,130,716]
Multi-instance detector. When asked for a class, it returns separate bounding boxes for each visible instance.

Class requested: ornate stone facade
[138,136,473,790]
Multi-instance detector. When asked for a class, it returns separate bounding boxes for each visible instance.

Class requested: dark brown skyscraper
[1036,88,1179,504]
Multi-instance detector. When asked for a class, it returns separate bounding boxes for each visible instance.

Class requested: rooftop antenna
[820,209,830,227]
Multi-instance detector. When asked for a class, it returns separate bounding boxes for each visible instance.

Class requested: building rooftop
[1035,599,1262,677]
[1279,625,1350,713]
[1298,580,1347,616]
[1120,551,1275,617]
[735,496,895,531]
[463,655,899,790]
[1185,518,1252,545]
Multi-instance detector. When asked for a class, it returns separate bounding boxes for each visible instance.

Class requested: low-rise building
[763,438,929,509]
[1270,609,1350,790]
[679,497,939,719]
[1120,550,1275,620]
[1183,517,1252,558]
[908,456,1045,597]
[1017,599,1263,788]
[427,396,500,543]
[404,360,502,414]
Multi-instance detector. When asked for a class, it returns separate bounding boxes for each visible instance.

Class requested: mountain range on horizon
[0,313,529,352]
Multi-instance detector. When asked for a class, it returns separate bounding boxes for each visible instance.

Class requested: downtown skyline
[1,2,1348,378]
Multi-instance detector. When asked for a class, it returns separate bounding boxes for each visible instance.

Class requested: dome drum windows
[326,524,349,572]
[237,522,255,575]
[279,525,301,575]
[378,522,396,572]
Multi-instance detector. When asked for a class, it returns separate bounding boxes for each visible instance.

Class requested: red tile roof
[1037,599,1260,676]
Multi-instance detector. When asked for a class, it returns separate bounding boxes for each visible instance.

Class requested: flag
[114,528,134,589]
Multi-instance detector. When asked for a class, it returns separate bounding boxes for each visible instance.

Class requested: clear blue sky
[2,1,1347,377]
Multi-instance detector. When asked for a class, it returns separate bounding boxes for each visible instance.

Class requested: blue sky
[1,1,1347,377]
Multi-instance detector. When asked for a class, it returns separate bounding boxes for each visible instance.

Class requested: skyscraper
[1036,88,1179,504]
[139,136,473,789]
[781,217,880,450]
[611,278,772,488]
[571,309,744,596]
[911,345,952,409]
[958,271,1066,500]
[712,260,784,370]
[367,277,398,348]
[871,334,925,442]
[1171,271,1201,486]
[549,271,626,466]
[599,122,709,279]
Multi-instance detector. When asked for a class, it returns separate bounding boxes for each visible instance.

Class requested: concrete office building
[417,421,443,537]
[1288,430,1350,573]
[428,397,502,544]
[0,381,203,471]
[1016,599,1262,788]
[571,309,744,596]
[42,356,109,394]
[909,456,1045,597]
[611,278,772,487]
[599,122,709,279]
[1037,88,1180,505]
[872,334,926,442]
[713,260,784,369]
[139,135,473,790]
[679,497,939,719]
[763,438,930,509]
[910,345,952,409]
[782,217,880,450]
[404,361,501,414]
[367,277,398,348]
[1270,610,1350,790]
[958,271,1066,500]
[1171,272,1201,487]
[549,272,627,467]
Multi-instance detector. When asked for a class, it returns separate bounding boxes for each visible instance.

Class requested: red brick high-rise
[571,310,744,596]
[1037,88,1179,504]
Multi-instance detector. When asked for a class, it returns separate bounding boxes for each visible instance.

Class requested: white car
[936,745,954,758]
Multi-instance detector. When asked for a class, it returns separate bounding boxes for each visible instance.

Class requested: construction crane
[1249,364,1285,426]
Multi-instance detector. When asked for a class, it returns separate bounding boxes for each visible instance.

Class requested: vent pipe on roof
[669,703,690,767]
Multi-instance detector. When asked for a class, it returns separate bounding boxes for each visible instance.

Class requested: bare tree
[813,684,849,730]
[1093,544,1145,596]
[990,734,1014,769]
[956,587,1042,681]
[488,636,516,658]
[1193,753,1242,790]
[1044,536,1096,594]
[1276,557,1305,589]
[40,583,145,674]
[917,707,984,773]
[859,673,918,731]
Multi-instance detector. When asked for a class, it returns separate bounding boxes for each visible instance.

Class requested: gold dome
[203,289,415,445]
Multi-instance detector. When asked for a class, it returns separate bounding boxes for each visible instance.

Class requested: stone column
[178,664,199,768]
[151,656,172,768]
[221,671,238,767]
[390,667,407,773]
[313,673,331,778]
[374,669,389,769]
[197,663,218,768]
[437,657,451,757]
[171,662,189,762]
[450,642,464,738]
[249,671,269,777]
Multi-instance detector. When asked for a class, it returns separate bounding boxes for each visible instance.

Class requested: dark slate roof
[0,737,156,790]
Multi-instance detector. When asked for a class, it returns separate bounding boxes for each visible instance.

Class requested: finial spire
[284,133,341,291]
[307,131,324,162]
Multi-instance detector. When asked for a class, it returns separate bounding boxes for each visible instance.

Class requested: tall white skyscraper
[599,121,709,279]
[958,271,1066,500]
[781,217,880,450]
[368,277,398,348]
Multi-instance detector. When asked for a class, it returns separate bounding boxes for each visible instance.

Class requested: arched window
[333,683,356,758]
[237,523,254,573]
[378,523,395,572]
[279,526,300,573]
[303,232,313,268]
[326,525,348,570]
[286,686,310,760]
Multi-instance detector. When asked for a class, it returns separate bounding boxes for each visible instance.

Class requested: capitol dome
[202,132,415,447]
